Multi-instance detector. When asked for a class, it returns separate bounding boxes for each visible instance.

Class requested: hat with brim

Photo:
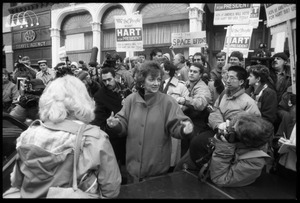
[272,52,288,61]
[38,60,47,64]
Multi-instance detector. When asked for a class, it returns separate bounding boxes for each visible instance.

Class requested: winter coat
[210,139,270,187]
[113,91,192,181]
[9,119,121,198]
[246,84,278,124]
[209,88,261,130]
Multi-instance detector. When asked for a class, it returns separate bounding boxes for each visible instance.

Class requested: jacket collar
[225,88,245,100]
[135,91,162,107]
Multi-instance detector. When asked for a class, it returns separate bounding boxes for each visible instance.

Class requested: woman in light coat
[4,75,121,198]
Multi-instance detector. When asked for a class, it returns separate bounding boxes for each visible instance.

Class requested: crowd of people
[2,44,296,198]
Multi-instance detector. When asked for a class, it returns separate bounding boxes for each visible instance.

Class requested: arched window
[61,12,93,63]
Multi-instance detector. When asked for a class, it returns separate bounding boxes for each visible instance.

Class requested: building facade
[3,3,295,72]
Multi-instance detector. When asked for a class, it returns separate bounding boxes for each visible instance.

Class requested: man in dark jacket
[91,67,132,184]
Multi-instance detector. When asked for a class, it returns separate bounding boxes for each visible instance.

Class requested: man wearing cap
[36,60,56,86]
[270,52,292,104]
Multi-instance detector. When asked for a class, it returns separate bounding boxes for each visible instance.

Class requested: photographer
[12,56,37,83]
[209,113,273,187]
[10,79,45,123]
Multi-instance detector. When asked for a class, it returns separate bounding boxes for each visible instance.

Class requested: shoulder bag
[46,124,99,199]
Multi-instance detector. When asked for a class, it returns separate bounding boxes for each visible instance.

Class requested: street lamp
[5,10,39,28]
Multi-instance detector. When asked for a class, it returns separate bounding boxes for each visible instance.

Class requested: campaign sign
[214,4,252,25]
[171,31,206,48]
[115,14,143,52]
[265,4,296,27]
[222,25,253,58]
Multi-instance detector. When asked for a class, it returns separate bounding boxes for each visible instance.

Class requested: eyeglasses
[226,76,239,82]
[194,59,201,62]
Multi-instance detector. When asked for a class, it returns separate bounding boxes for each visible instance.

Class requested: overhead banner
[265,4,296,27]
[114,14,143,52]
[214,4,252,25]
[171,31,207,48]
[222,25,253,58]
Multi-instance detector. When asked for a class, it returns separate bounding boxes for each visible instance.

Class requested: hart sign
[222,24,253,58]
[171,31,206,48]
[115,14,143,52]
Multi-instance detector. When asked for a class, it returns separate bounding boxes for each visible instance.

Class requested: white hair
[39,75,95,123]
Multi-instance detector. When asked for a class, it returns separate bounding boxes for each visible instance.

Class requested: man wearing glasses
[175,65,261,172]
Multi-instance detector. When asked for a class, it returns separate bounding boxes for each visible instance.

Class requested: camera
[216,129,238,143]
[216,120,238,143]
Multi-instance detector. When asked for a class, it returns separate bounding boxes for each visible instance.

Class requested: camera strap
[238,150,270,160]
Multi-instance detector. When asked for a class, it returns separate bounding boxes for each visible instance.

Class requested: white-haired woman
[3,75,121,198]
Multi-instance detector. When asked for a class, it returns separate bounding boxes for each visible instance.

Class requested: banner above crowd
[114,14,143,52]
[214,4,252,25]
[264,4,296,27]
[171,31,207,48]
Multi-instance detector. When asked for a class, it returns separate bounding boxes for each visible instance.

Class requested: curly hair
[234,113,273,148]
[248,64,270,84]
[39,75,95,123]
[135,61,164,91]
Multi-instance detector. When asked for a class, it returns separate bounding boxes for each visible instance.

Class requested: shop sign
[214,4,252,25]
[171,32,206,48]
[15,41,49,49]
[115,14,143,52]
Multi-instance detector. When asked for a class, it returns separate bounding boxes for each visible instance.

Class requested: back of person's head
[88,61,98,68]
[101,67,116,77]
[248,64,270,84]
[191,62,204,74]
[176,53,186,64]
[113,53,123,63]
[54,63,74,78]
[163,61,176,77]
[135,61,164,91]
[233,113,273,148]
[39,75,95,123]
[228,65,248,83]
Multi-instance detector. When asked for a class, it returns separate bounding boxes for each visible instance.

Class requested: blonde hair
[39,75,95,123]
